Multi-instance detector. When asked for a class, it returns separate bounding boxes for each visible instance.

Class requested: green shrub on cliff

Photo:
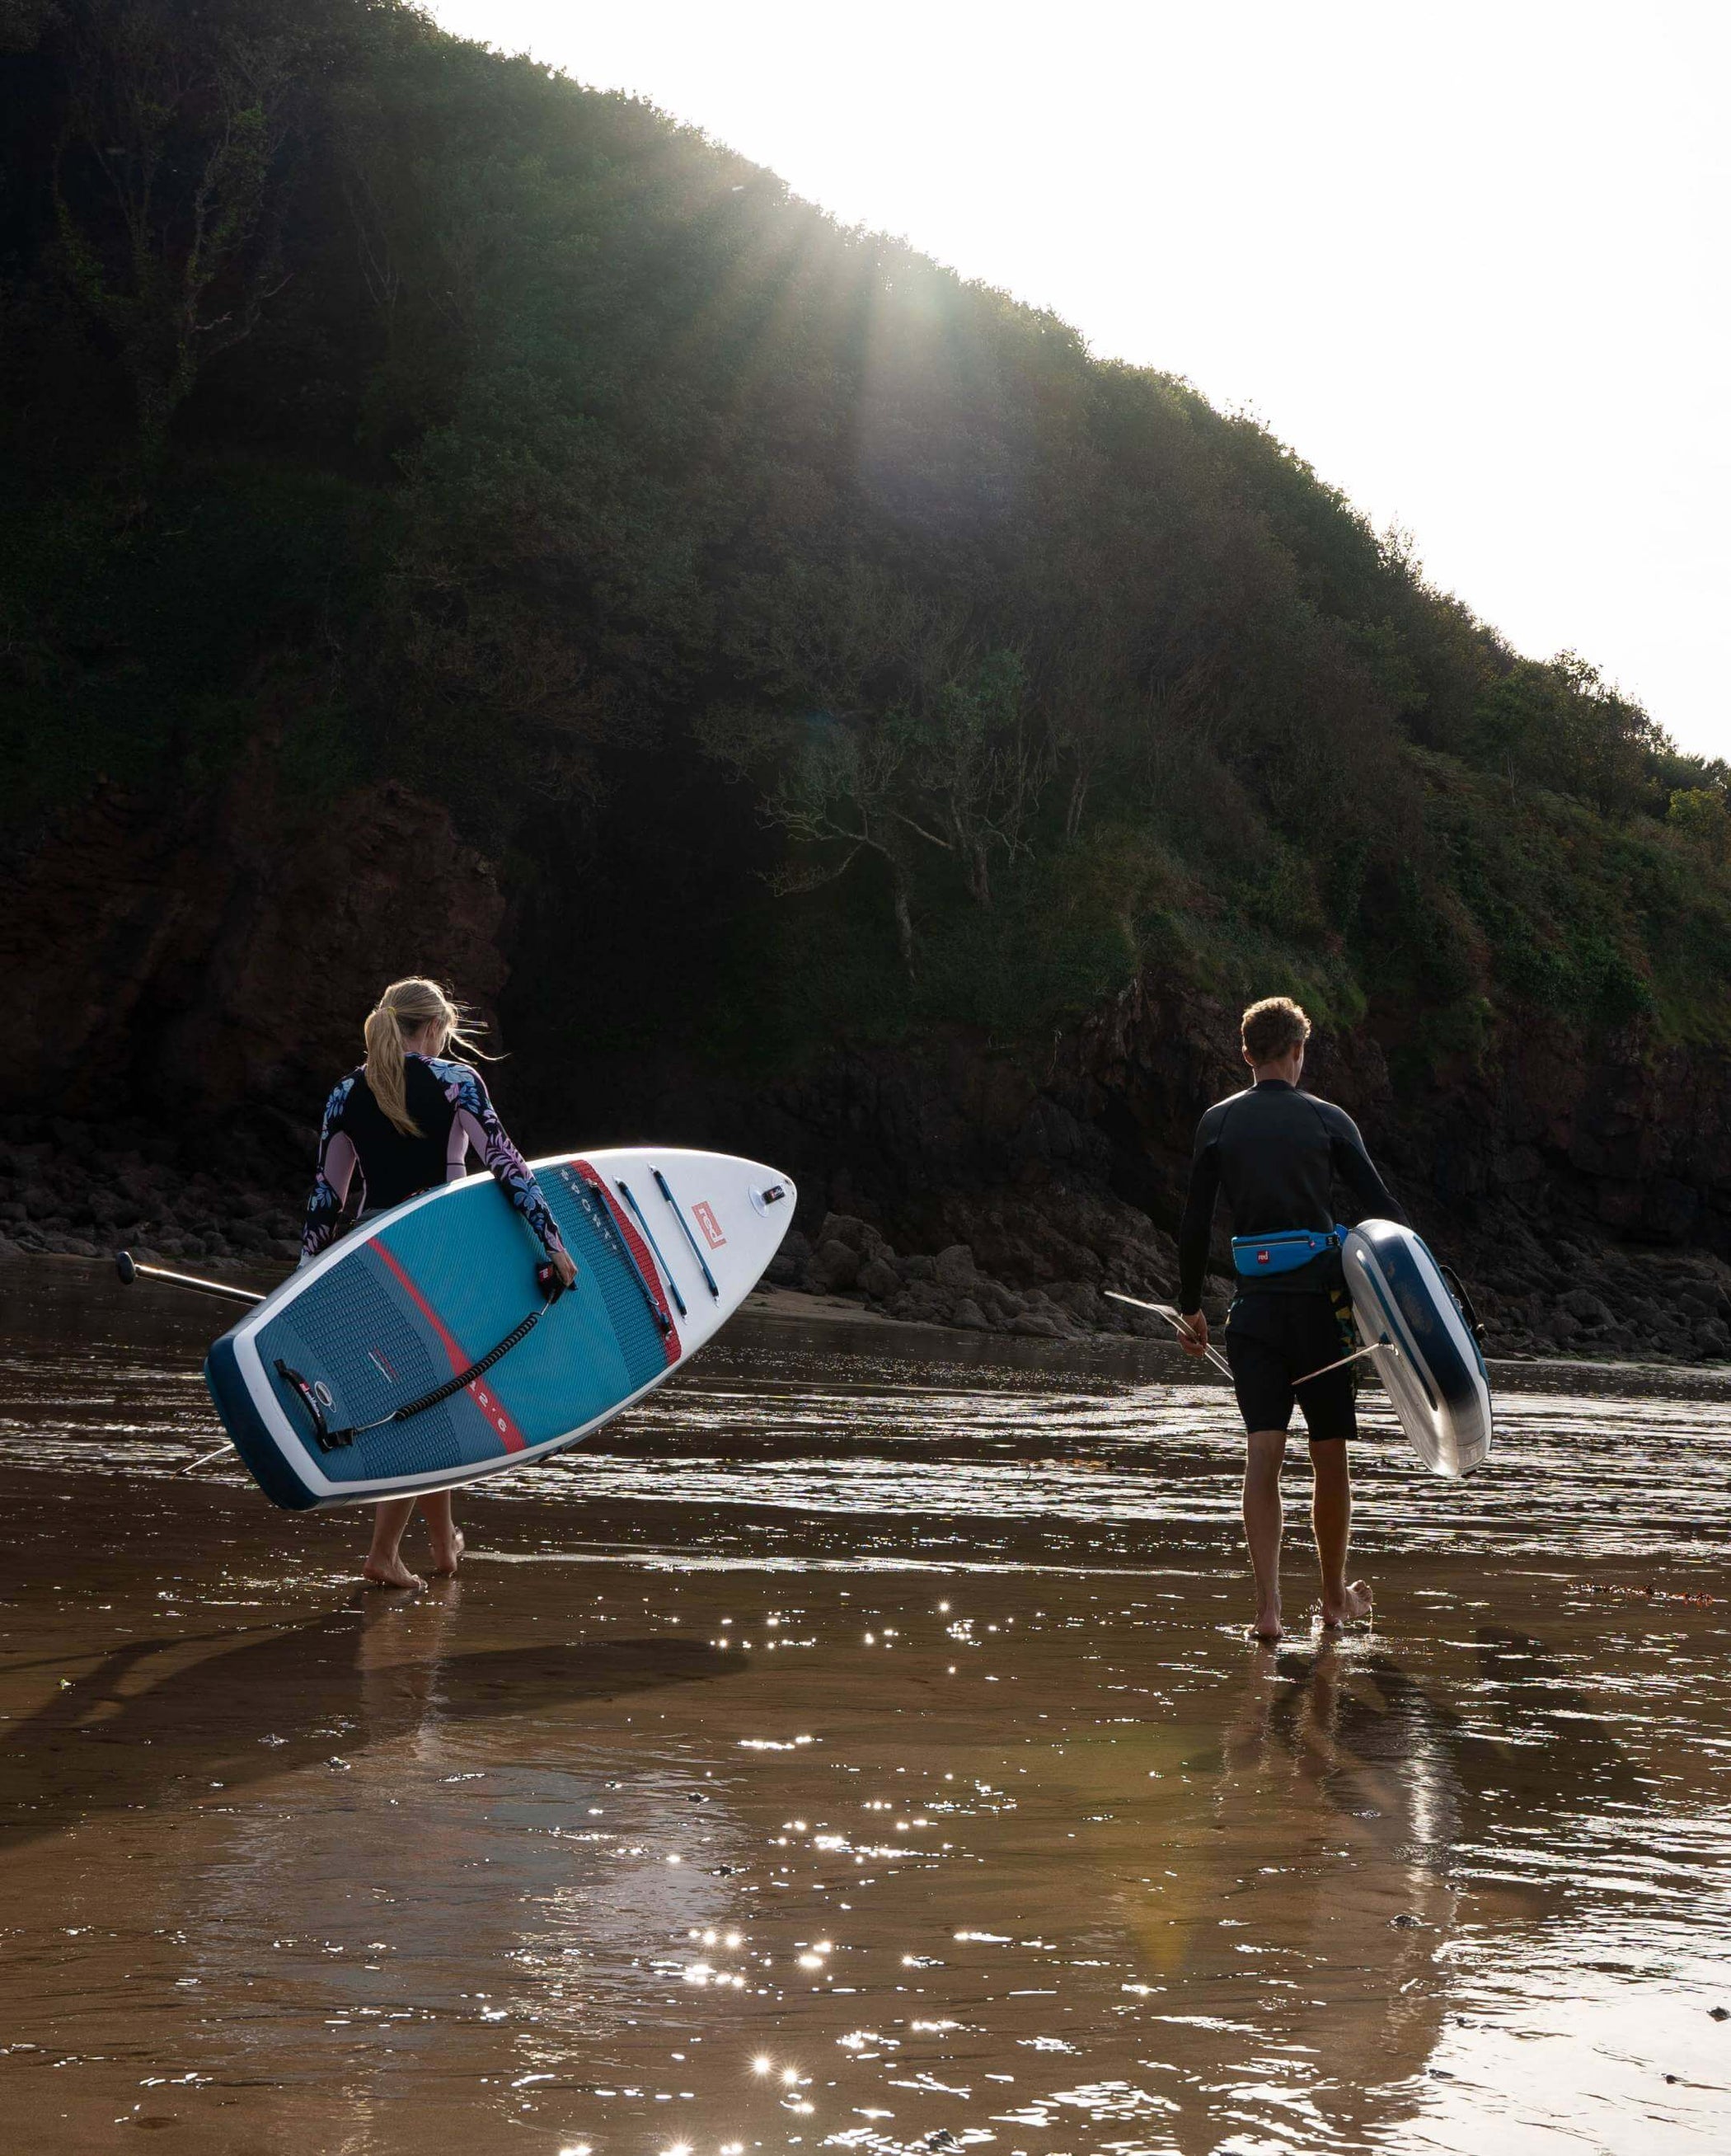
[2,0,1724,1087]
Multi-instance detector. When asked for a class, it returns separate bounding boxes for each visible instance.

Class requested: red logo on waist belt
[1256,1248,1271,1265]
[693,1200,726,1249]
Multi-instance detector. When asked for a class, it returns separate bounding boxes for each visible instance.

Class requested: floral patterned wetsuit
[299,1055,567,1266]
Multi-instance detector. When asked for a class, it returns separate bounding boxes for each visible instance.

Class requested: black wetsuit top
[300,1055,566,1265]
[1175,1080,1407,1312]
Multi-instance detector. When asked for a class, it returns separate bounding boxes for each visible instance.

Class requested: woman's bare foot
[1321,1579,1373,1629]
[363,1555,424,1590]
[1251,1600,1283,1642]
[428,1527,466,1577]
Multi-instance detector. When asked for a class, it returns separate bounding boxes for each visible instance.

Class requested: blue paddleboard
[204,1146,795,1509]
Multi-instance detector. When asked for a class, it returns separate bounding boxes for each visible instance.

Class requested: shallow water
[2,1255,1729,2154]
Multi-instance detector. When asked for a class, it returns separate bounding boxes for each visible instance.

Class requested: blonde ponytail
[362,977,497,1138]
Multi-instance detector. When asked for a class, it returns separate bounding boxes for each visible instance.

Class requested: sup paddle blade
[1104,1289,1234,1379]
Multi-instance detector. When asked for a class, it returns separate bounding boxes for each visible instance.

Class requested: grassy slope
[3,0,1729,1106]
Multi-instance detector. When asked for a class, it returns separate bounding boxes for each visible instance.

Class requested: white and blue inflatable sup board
[1341,1219,1492,1477]
[204,1147,795,1510]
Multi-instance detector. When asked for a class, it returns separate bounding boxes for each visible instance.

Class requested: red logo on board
[693,1201,726,1249]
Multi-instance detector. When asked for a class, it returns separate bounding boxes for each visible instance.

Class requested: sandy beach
[2,1255,1729,2154]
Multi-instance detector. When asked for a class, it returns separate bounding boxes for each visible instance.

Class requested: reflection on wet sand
[2,1255,1730,2154]
[1,1593,739,1853]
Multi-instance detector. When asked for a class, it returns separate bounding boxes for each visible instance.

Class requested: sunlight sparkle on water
[6,1262,1731,2155]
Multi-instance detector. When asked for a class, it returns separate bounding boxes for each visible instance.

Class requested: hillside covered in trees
[6,0,1731,1350]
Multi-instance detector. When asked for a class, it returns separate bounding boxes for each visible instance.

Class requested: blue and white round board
[1340,1218,1492,1477]
[204,1148,796,1509]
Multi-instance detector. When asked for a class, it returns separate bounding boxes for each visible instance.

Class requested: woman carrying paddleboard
[300,977,577,1588]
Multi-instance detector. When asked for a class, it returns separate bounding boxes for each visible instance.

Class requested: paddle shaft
[1105,1288,1394,1388]
[115,1249,264,1308]
[1292,1337,1396,1383]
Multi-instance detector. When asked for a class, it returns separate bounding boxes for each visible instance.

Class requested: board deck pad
[205,1148,795,1509]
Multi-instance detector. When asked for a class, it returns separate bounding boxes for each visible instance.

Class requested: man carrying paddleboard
[300,977,577,1590]
[1175,997,1408,1642]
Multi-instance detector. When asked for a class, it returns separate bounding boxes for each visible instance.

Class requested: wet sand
[2,1257,1730,2153]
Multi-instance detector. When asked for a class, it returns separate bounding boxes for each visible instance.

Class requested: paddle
[1105,1288,1396,1388]
[115,1249,265,1308]
[1104,1289,1234,1378]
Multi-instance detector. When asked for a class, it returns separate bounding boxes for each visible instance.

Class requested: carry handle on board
[654,1167,720,1299]
[1438,1261,1487,1345]
[276,1260,570,1454]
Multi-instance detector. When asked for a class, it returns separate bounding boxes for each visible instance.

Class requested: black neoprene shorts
[1224,1292,1357,1441]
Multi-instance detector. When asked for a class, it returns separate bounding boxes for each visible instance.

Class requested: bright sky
[429,0,1729,759]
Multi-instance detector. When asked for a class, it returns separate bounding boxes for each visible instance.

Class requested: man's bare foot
[1321,1579,1373,1628]
[363,1556,424,1590]
[1251,1604,1283,1642]
[428,1528,466,1577]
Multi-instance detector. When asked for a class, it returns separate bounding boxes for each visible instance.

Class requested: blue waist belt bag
[1231,1224,1348,1279]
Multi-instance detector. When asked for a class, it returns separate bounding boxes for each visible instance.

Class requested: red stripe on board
[571,1160,682,1366]
[371,1239,529,1454]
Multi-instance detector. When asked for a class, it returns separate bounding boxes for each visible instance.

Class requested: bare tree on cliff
[701,562,952,978]
[697,703,921,979]
[701,565,1058,968]
[51,0,298,467]
[763,718,921,977]
[886,649,1053,909]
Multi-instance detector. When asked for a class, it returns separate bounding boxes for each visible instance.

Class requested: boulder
[856,1257,901,1302]
[817,1212,892,1261]
[934,1244,981,1291]
[1046,1280,1106,1327]
[1559,1288,1614,1330]
[806,1239,861,1294]
[1010,1311,1063,1339]
[951,1298,990,1331]
[889,1281,951,1323]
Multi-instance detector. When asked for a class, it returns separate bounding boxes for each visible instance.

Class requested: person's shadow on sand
[0,1590,742,1853]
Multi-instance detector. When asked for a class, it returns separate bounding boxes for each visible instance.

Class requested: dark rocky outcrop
[763,1209,1175,1342]
[711,975,1731,1361]
[6,787,1731,1363]
[2,761,508,1148]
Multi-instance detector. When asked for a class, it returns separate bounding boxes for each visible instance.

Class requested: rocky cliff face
[1,763,509,1267]
[722,975,1731,1361]
[2,764,508,1136]
[7,787,1731,1361]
